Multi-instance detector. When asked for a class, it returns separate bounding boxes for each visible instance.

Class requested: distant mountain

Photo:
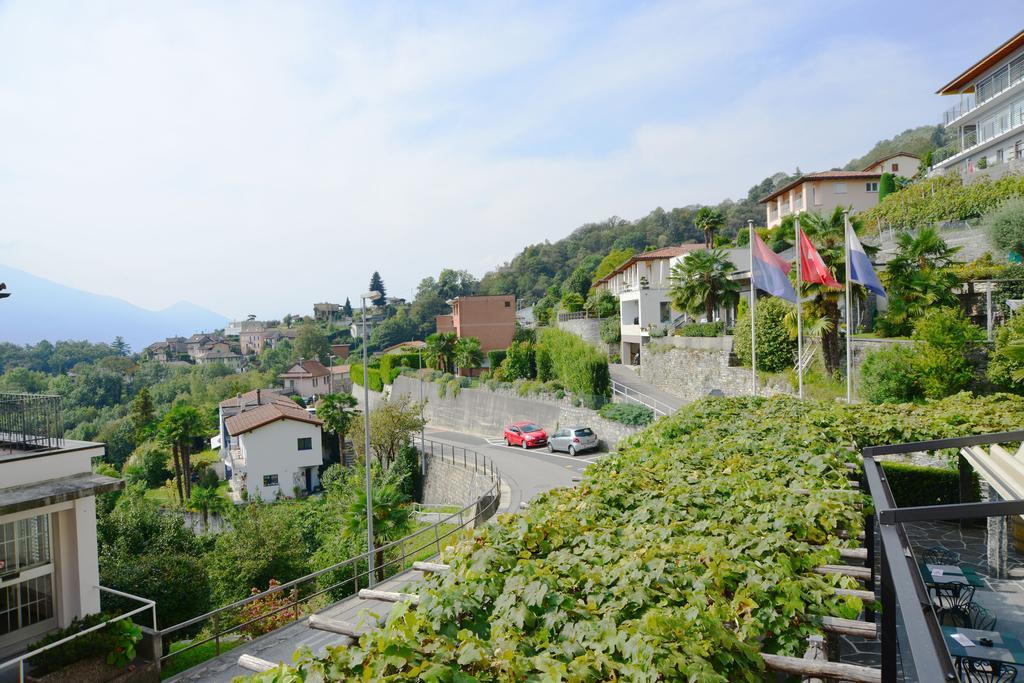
[0,264,228,350]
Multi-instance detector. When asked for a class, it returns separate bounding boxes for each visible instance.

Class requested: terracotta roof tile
[595,244,705,285]
[225,402,322,436]
[759,171,882,203]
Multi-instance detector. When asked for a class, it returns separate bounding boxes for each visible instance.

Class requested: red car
[503,422,548,449]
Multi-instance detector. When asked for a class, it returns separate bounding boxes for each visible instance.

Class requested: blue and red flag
[751,232,797,303]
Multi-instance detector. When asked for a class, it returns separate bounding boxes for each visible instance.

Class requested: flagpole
[795,216,804,400]
[748,220,757,396]
[844,211,853,404]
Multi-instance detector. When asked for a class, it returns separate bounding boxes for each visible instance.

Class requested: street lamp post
[418,349,426,476]
[360,291,381,586]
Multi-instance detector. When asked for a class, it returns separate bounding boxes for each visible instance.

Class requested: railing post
[434,521,441,555]
[214,612,221,655]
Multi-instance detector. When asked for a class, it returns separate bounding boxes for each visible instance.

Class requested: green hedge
[598,402,654,425]
[350,363,383,392]
[379,352,422,385]
[537,327,610,408]
[733,297,797,373]
[880,461,978,508]
[676,321,725,337]
[864,173,1024,229]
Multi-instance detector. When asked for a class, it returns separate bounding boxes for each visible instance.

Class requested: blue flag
[848,229,886,298]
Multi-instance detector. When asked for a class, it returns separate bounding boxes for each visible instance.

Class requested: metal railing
[793,341,816,373]
[610,380,671,417]
[0,393,64,451]
[556,311,606,322]
[0,586,156,683]
[156,440,500,673]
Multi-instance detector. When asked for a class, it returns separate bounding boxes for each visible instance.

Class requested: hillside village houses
[0,395,122,658]
[217,389,325,501]
[435,295,516,375]
[278,359,332,400]
[932,28,1024,182]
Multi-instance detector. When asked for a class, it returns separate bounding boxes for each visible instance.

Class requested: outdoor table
[920,563,986,587]
[943,626,1024,670]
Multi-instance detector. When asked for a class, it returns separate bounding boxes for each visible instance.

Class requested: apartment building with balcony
[761,171,884,229]
[0,394,122,658]
[592,245,704,364]
[933,29,1024,181]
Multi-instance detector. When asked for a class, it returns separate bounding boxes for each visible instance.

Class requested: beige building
[861,152,920,176]
[278,360,332,398]
[0,394,123,657]
[933,29,1024,181]
[760,171,883,229]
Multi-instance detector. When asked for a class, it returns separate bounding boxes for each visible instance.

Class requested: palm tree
[424,332,457,374]
[668,249,740,323]
[187,485,227,531]
[317,393,360,461]
[346,481,413,583]
[454,337,483,375]
[876,226,960,337]
[694,207,725,249]
[158,404,206,502]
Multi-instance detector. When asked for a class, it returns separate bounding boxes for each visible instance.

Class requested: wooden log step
[814,564,872,581]
[358,589,421,605]
[238,654,277,672]
[831,587,876,602]
[810,546,869,561]
[820,615,878,639]
[838,530,867,541]
[307,614,362,639]
[760,653,880,683]
[413,561,449,573]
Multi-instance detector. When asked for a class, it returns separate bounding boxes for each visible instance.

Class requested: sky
[0,1,1018,319]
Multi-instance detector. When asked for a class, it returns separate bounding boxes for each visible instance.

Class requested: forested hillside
[842,125,948,171]
[477,171,798,301]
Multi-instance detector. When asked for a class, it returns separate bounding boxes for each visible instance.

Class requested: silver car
[548,426,598,456]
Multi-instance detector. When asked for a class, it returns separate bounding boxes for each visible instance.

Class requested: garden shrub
[676,321,725,337]
[257,393,1024,681]
[124,442,171,488]
[535,345,553,382]
[733,298,797,372]
[28,613,142,675]
[599,315,621,344]
[988,312,1024,392]
[859,345,923,403]
[878,172,896,202]
[985,197,1024,257]
[537,328,610,408]
[863,173,1024,229]
[880,461,978,508]
[910,307,984,399]
[486,349,506,371]
[598,402,654,425]
[500,341,535,381]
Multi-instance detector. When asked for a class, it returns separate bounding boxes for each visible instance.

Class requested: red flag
[798,228,841,288]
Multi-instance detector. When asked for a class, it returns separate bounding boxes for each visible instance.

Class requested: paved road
[609,363,685,413]
[422,427,607,512]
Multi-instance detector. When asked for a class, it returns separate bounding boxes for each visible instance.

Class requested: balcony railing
[942,56,1024,126]
[0,393,64,451]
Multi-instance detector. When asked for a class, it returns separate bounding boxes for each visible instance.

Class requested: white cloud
[0,1,955,317]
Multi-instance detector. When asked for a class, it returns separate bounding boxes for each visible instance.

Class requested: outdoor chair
[955,657,1018,683]
[923,545,962,565]
[962,603,998,631]
[931,583,976,624]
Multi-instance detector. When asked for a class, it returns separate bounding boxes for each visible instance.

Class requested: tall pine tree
[368,272,387,307]
[343,297,353,316]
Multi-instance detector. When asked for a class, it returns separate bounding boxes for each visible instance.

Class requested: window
[998,148,1005,164]
[891,163,899,173]
[833,183,848,195]
[0,514,55,641]
[660,301,671,323]
[263,474,279,487]
[297,437,312,451]
[504,301,511,308]
[866,182,878,192]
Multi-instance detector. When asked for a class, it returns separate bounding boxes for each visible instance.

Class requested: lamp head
[361,291,382,301]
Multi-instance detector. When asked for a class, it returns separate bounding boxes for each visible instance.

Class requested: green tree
[560,291,585,312]
[158,404,206,502]
[500,341,536,380]
[318,393,360,458]
[878,172,897,202]
[343,297,353,317]
[988,312,1024,392]
[352,395,426,467]
[876,226,960,337]
[345,480,413,583]
[369,271,387,307]
[129,387,156,442]
[424,332,457,374]
[694,207,725,248]
[592,248,635,284]
[186,485,228,531]
[294,323,331,364]
[561,265,592,300]
[454,337,484,374]
[586,290,618,318]
[910,307,984,399]
[436,269,479,300]
[668,249,739,323]
[112,336,131,357]
[733,297,797,372]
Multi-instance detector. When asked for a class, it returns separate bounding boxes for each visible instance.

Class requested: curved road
[422,426,606,512]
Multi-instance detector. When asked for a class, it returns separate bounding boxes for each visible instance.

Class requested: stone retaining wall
[420,454,495,507]
[555,317,605,347]
[390,376,640,450]
[638,340,789,403]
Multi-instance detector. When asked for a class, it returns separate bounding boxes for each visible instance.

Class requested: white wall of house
[766,179,881,229]
[236,419,323,501]
[282,374,330,397]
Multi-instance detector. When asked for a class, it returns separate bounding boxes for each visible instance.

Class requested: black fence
[0,393,64,451]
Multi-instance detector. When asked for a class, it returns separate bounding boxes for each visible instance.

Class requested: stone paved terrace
[167,568,429,682]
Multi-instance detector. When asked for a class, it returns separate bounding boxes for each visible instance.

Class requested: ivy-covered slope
[250,393,1024,682]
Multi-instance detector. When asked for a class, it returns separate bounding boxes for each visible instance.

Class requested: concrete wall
[390,375,640,450]
[638,339,789,402]
[420,455,496,507]
[555,316,604,346]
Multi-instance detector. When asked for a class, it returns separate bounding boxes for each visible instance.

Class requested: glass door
[0,514,56,645]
